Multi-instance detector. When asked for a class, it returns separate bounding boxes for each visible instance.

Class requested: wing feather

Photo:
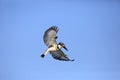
[43,26,59,46]
[50,50,74,61]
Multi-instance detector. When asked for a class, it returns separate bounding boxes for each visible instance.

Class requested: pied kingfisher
[41,26,74,61]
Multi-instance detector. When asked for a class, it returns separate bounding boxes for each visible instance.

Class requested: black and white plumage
[41,26,74,61]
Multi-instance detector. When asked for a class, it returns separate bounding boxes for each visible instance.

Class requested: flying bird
[41,26,74,61]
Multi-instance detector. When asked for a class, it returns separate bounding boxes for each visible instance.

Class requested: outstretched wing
[50,50,74,61]
[43,26,59,47]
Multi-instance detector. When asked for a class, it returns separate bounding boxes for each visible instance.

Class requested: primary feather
[43,26,59,47]
[50,49,74,61]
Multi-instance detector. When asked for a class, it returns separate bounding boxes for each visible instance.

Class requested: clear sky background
[0,0,120,80]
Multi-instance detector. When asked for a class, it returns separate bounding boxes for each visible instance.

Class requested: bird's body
[41,26,74,61]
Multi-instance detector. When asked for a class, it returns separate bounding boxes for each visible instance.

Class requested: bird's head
[58,42,68,51]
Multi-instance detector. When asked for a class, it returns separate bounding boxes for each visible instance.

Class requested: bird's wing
[50,49,74,61]
[43,26,59,47]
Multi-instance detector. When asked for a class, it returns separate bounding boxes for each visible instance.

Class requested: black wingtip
[41,54,45,58]
[70,59,75,61]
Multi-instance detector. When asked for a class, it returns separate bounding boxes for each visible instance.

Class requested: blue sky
[0,0,120,80]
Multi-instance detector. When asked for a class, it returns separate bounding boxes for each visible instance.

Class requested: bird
[41,26,74,61]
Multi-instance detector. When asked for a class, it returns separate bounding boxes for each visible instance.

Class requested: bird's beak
[63,46,68,51]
